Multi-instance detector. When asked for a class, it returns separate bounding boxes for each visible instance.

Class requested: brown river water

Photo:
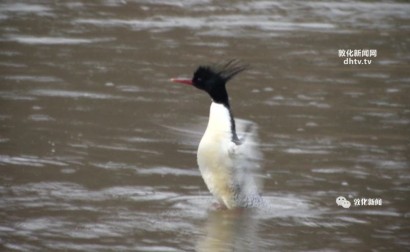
[0,1,409,251]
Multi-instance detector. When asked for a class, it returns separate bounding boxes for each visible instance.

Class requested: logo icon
[336,196,351,209]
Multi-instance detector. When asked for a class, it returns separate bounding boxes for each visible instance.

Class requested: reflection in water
[0,0,409,251]
[197,209,261,252]
[197,194,316,251]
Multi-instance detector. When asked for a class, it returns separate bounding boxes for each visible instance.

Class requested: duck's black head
[171,59,248,107]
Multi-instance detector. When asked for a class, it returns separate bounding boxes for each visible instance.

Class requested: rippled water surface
[1,1,409,251]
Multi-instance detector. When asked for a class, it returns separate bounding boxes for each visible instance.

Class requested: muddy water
[1,1,409,251]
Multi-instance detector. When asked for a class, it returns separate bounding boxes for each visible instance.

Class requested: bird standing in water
[170,60,264,209]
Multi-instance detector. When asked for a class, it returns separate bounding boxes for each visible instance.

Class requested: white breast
[197,102,263,209]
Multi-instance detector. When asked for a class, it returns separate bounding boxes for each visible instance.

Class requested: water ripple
[31,89,118,99]
[0,155,67,167]
[4,35,115,45]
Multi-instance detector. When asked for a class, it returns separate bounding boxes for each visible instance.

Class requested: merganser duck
[171,59,264,209]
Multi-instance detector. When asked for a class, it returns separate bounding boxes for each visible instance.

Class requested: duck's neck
[206,102,239,143]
